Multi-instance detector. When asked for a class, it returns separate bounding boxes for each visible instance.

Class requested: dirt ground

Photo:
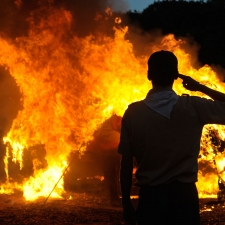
[0,194,225,225]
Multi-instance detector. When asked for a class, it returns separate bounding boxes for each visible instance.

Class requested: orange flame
[0,7,224,200]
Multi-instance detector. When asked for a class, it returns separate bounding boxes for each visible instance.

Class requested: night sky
[126,0,205,12]
[127,0,154,12]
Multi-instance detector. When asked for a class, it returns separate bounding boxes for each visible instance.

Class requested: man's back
[120,95,225,187]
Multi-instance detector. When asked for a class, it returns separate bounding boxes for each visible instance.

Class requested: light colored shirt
[144,90,179,119]
[118,94,225,186]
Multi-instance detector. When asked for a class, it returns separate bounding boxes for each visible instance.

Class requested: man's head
[147,50,179,87]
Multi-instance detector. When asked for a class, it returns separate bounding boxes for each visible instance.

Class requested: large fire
[0,4,225,201]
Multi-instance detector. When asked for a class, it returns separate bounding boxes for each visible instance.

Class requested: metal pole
[42,143,85,207]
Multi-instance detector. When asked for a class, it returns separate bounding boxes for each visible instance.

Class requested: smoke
[210,65,225,82]
[0,67,22,136]
[0,0,128,38]
[108,0,129,12]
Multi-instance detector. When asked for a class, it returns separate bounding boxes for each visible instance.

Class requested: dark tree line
[124,0,225,70]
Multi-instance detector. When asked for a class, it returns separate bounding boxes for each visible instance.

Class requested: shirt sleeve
[193,97,225,125]
[118,109,134,157]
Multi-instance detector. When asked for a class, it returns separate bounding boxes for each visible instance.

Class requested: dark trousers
[136,181,200,225]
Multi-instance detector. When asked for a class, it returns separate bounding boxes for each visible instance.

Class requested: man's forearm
[178,74,225,102]
[198,84,225,102]
[120,156,133,204]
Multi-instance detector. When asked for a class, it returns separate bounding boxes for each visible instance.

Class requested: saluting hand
[178,74,201,91]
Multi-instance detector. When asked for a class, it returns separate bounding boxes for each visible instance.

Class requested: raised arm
[178,74,225,102]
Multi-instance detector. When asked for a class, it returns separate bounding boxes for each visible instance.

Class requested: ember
[0,0,225,204]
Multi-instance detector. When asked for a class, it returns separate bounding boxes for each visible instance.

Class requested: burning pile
[0,1,225,201]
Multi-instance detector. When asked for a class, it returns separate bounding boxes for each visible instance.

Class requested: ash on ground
[0,194,225,225]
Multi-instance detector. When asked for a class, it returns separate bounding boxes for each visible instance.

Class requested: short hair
[147,50,179,86]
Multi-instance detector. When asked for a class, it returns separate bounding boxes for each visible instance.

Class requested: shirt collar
[144,90,179,119]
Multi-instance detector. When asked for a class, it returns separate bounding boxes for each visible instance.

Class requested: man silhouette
[91,114,122,203]
[118,50,225,225]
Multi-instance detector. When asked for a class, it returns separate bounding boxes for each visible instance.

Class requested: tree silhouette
[125,0,225,69]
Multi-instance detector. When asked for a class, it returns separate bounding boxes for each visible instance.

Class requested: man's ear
[147,70,152,81]
[174,72,179,80]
